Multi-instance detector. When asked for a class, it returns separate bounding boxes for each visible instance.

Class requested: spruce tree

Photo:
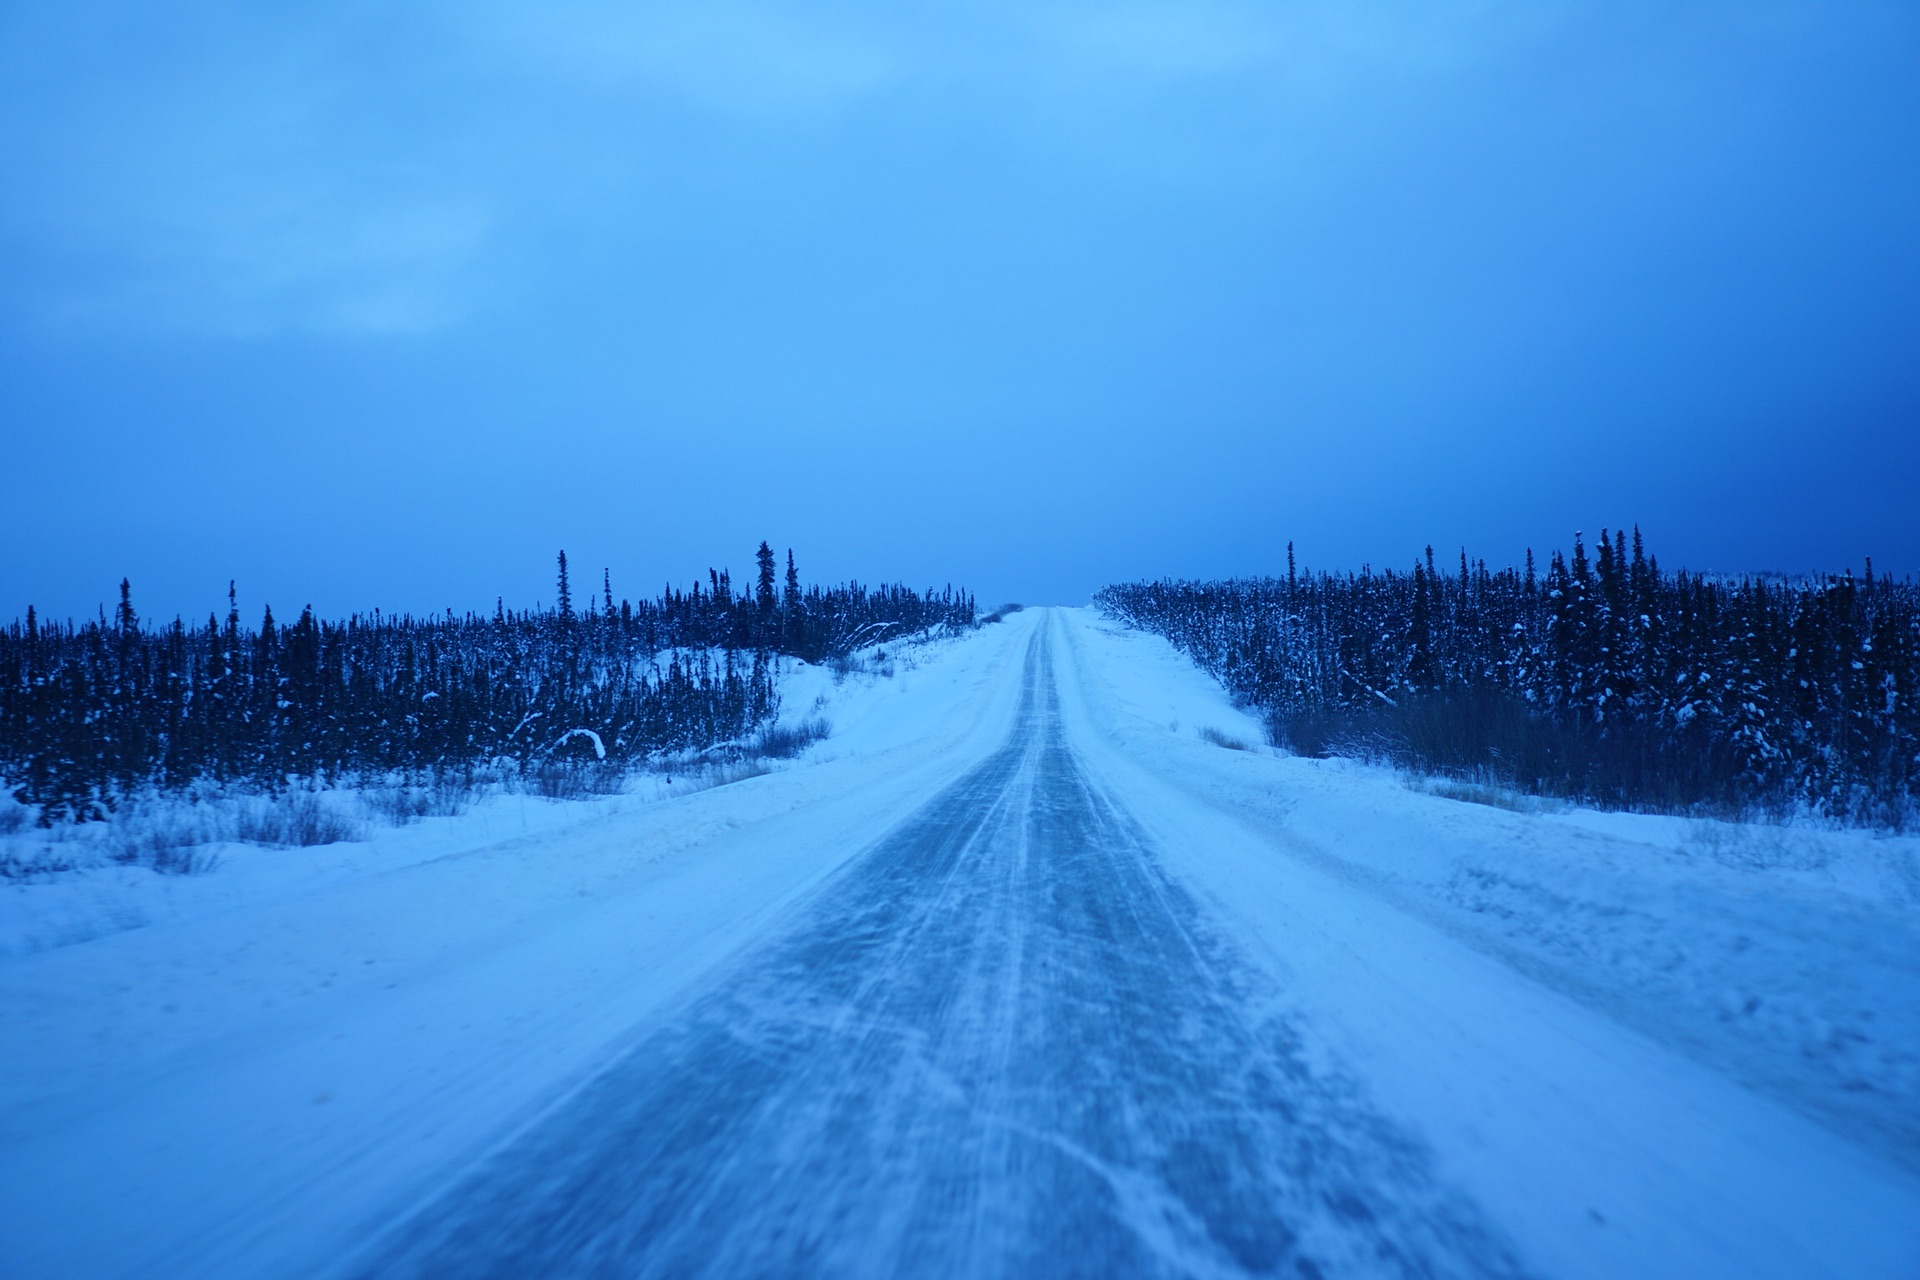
[756,542,778,615]
[0,549,985,812]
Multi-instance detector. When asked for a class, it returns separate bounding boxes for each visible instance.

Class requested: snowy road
[356,622,1520,1279]
[4,608,1918,1278]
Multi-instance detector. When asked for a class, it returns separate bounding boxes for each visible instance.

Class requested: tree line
[1,544,975,822]
[1096,530,1919,827]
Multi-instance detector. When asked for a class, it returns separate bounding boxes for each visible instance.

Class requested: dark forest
[1097,530,1919,828]
[1,544,974,822]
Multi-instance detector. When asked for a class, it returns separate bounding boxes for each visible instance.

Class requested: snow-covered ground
[0,626,1027,1278]
[0,638,955,959]
[1061,612,1920,1160]
[1054,609,1920,1279]
[1,608,1915,1278]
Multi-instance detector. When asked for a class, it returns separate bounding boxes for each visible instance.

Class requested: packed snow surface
[1,609,1915,1278]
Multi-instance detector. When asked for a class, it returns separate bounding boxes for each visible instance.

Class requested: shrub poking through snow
[753,719,832,759]
[1197,726,1251,751]
[522,760,630,801]
[234,791,363,848]
[0,791,31,836]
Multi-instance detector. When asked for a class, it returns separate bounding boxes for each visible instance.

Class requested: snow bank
[1057,607,1920,1168]
[0,625,989,961]
[1053,607,1920,1279]
[0,615,1040,1280]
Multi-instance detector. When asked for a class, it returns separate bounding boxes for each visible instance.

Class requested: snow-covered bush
[1196,726,1251,751]
[360,770,482,825]
[753,718,831,759]
[829,649,896,682]
[234,790,363,848]
[0,790,32,836]
[105,794,229,874]
[519,759,629,801]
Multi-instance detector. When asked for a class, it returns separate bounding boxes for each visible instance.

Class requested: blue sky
[4,0,1918,621]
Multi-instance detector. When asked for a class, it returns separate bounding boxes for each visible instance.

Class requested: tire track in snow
[354,619,1526,1279]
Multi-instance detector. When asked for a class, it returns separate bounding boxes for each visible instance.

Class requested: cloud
[0,5,502,336]
[4,0,1874,345]
[1040,1,1437,85]
[38,178,494,338]
[462,0,905,116]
